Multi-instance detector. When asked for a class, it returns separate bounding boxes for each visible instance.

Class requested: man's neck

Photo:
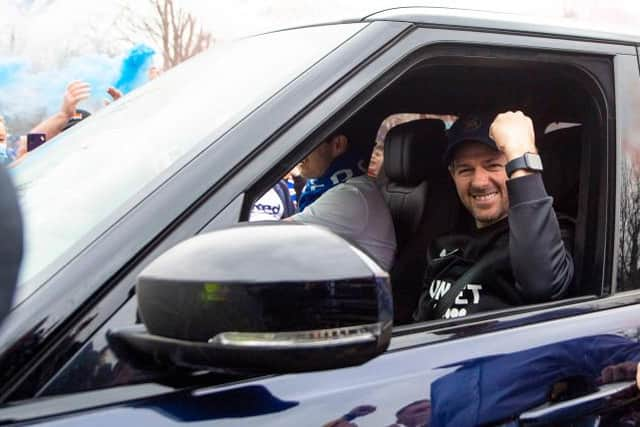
[475,214,508,230]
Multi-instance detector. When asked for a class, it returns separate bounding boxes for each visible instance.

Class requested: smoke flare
[0,44,155,135]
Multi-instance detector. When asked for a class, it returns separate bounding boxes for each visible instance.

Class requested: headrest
[383,119,447,185]
[538,125,582,217]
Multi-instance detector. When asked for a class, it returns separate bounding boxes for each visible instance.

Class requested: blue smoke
[0,44,156,135]
[0,61,25,88]
[114,44,156,94]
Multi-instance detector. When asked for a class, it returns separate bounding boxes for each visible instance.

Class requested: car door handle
[519,381,638,425]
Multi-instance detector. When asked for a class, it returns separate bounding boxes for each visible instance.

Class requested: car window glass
[9,23,365,305]
[616,54,640,292]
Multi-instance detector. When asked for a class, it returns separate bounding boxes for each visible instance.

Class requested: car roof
[362,6,640,45]
[266,6,640,46]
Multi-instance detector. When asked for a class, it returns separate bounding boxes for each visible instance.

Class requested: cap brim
[443,138,498,165]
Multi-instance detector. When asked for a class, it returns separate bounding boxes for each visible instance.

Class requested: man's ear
[329,134,349,157]
[448,164,456,180]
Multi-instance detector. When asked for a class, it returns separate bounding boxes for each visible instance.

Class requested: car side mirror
[108,223,392,373]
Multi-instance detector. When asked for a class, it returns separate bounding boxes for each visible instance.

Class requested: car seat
[538,125,582,221]
[380,119,461,324]
[537,124,583,293]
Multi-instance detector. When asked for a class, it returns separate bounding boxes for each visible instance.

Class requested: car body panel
[365,6,640,45]
[4,305,640,425]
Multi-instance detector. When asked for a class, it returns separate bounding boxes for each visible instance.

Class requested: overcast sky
[1,0,639,62]
[184,0,640,39]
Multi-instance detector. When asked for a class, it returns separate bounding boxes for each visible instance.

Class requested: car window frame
[612,51,640,295]
[240,27,625,348]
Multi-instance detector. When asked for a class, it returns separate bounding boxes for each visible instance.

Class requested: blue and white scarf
[298,150,366,212]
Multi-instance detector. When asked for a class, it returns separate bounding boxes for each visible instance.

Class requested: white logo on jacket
[429,280,483,319]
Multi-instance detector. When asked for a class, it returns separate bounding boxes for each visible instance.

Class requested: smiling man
[414,111,574,321]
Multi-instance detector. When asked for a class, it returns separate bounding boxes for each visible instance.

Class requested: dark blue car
[2,7,640,426]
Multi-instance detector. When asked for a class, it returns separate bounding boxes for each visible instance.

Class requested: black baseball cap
[444,112,499,165]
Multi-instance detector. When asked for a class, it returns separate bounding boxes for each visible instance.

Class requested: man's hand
[344,405,376,418]
[598,361,638,384]
[60,81,91,119]
[489,110,537,162]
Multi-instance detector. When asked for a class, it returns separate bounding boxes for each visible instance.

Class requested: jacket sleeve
[507,173,574,301]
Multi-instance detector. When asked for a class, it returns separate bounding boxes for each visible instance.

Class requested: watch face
[525,153,543,170]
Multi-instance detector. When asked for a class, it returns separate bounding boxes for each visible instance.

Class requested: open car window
[244,44,610,327]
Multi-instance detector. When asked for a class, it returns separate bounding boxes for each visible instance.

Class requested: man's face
[148,66,161,81]
[298,141,336,179]
[450,141,509,228]
[367,146,384,178]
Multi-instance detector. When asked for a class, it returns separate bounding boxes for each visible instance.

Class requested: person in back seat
[414,111,574,320]
[290,132,397,271]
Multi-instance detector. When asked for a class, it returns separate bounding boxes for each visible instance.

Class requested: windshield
[9,23,365,305]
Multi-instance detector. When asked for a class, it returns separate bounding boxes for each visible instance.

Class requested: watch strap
[506,153,543,177]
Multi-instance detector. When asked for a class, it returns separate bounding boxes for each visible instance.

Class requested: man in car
[249,179,296,221]
[414,111,574,320]
[290,132,397,271]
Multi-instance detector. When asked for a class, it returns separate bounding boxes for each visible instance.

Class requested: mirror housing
[109,223,392,373]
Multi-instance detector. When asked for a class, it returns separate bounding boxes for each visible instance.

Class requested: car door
[3,14,640,427]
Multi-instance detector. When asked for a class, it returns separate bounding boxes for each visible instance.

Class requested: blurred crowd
[0,61,451,239]
[0,66,161,167]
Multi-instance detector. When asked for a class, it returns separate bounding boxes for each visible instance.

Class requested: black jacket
[414,173,574,320]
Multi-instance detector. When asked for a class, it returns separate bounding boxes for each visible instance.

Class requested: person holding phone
[3,80,92,165]
[28,80,92,143]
